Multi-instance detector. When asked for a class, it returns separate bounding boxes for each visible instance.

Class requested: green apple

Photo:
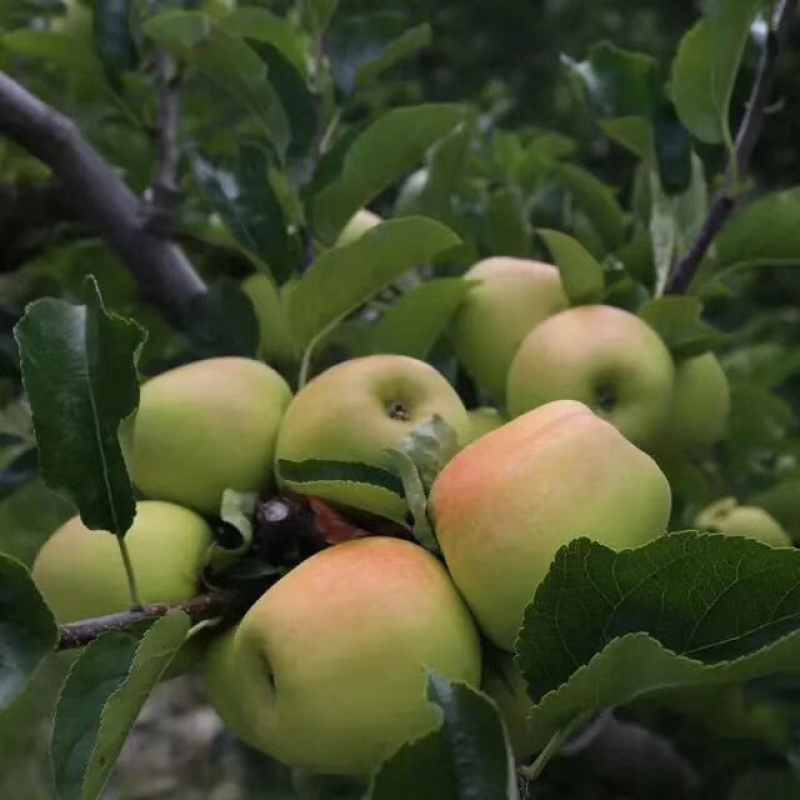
[336,209,382,246]
[449,258,567,403]
[431,400,671,650]
[32,501,212,624]
[130,357,292,515]
[482,652,535,761]
[204,537,482,775]
[275,355,470,519]
[695,498,792,547]
[466,407,506,444]
[507,304,675,450]
[654,353,730,461]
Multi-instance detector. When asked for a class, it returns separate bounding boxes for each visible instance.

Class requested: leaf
[191,143,300,282]
[93,0,137,79]
[182,277,260,359]
[287,217,461,348]
[369,672,518,800]
[538,229,605,305]
[327,13,431,94]
[397,415,462,493]
[14,277,144,534]
[670,0,762,146]
[313,104,467,242]
[0,553,58,713]
[483,187,529,257]
[750,480,800,540]
[0,447,38,501]
[517,534,800,749]
[51,612,190,800]
[221,7,306,72]
[371,279,471,359]
[144,10,289,157]
[302,0,339,36]
[654,104,692,195]
[638,296,724,357]
[386,449,437,552]
[420,120,475,219]
[599,117,655,161]
[217,488,258,557]
[1,30,101,72]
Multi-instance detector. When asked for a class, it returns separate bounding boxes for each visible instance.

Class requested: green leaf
[670,0,762,146]
[0,553,58,712]
[221,7,306,72]
[654,104,692,195]
[287,217,461,348]
[93,0,137,78]
[369,672,518,800]
[538,229,605,305]
[598,117,655,161]
[313,104,467,242]
[418,120,475,219]
[386,449,437,552]
[144,10,289,157]
[517,533,800,749]
[51,612,190,800]
[371,279,471,359]
[397,415,460,493]
[301,0,339,37]
[1,30,101,72]
[14,277,144,534]
[750,480,800,540]
[219,489,258,555]
[483,187,530,257]
[556,163,627,250]
[638,296,724,357]
[191,143,300,282]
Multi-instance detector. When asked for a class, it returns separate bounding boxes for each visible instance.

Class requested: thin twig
[0,73,206,321]
[666,0,798,294]
[57,589,242,650]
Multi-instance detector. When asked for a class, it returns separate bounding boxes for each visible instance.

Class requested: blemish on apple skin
[387,402,411,421]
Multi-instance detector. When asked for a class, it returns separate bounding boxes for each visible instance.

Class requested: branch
[0,73,206,321]
[665,0,798,294]
[57,589,242,650]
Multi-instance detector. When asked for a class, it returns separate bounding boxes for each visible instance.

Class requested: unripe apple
[466,407,506,444]
[431,400,671,650]
[204,537,482,775]
[507,305,675,450]
[654,353,730,461]
[482,652,535,761]
[336,209,381,246]
[130,358,292,515]
[449,258,567,403]
[32,501,212,624]
[695,498,792,547]
[275,355,470,519]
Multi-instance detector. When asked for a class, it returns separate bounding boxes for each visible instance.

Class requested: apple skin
[204,537,482,775]
[507,305,675,450]
[449,258,567,404]
[336,209,382,246]
[32,501,212,624]
[430,400,672,650]
[275,355,470,519]
[130,358,292,515]
[465,407,506,444]
[482,652,536,761]
[695,498,792,548]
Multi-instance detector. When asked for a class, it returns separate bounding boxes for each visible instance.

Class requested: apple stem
[116,534,143,609]
[518,710,592,782]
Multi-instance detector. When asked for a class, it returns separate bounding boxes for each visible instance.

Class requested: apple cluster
[31,255,791,776]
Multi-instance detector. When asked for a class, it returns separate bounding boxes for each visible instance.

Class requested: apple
[275,355,470,519]
[430,400,672,650]
[449,258,567,403]
[130,357,292,515]
[204,537,482,775]
[507,305,675,450]
[695,498,792,548]
[32,501,212,624]
[336,209,382,246]
[482,652,536,761]
[653,353,730,461]
[466,407,506,444]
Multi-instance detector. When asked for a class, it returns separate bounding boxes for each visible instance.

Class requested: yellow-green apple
[130,357,292,515]
[449,258,567,403]
[482,652,535,761]
[204,537,482,775]
[466,407,506,444]
[695,498,792,547]
[32,501,212,623]
[507,305,675,450]
[431,400,671,650]
[654,353,730,461]
[336,209,381,246]
[275,355,470,519]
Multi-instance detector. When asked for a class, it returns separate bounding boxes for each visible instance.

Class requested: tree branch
[57,589,242,650]
[0,73,206,321]
[666,0,798,294]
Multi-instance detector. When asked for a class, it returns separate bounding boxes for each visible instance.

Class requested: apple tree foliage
[1,0,800,798]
